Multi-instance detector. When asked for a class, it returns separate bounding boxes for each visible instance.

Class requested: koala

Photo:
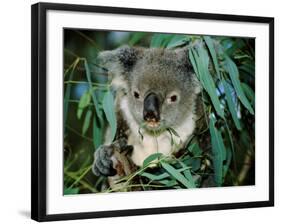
[92,45,202,183]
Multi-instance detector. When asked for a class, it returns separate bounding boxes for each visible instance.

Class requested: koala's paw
[92,138,128,177]
[92,145,116,177]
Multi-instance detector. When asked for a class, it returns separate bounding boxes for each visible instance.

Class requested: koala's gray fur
[92,45,202,183]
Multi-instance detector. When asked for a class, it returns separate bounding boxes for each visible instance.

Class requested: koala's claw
[92,145,117,177]
[92,138,131,177]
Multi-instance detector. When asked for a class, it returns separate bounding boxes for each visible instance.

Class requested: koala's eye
[167,93,179,104]
[170,95,177,102]
[133,91,140,99]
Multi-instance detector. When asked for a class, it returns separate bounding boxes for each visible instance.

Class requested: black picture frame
[31,2,274,222]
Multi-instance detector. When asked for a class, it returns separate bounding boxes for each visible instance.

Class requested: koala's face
[98,46,200,132]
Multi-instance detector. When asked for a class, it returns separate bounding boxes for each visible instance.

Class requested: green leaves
[222,80,242,130]
[82,109,92,135]
[129,32,146,46]
[77,90,91,119]
[64,187,79,195]
[83,59,103,120]
[140,167,188,181]
[223,56,254,114]
[166,127,181,146]
[203,36,220,78]
[161,161,195,188]
[179,161,196,188]
[188,38,255,186]
[63,34,255,192]
[93,113,103,149]
[150,34,173,48]
[223,147,232,177]
[138,152,197,189]
[64,57,117,149]
[209,115,226,186]
[189,45,225,118]
[102,91,117,141]
[150,34,189,48]
[83,59,117,146]
[241,82,255,107]
[188,142,203,157]
[190,36,254,122]
[166,35,189,49]
[146,34,255,188]
[142,153,163,167]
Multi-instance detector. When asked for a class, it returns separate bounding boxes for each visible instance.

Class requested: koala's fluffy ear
[97,46,142,90]
[174,47,192,69]
[97,45,141,73]
[175,47,202,95]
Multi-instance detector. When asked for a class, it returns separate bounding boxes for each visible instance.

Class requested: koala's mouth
[143,120,165,134]
[140,119,169,136]
[146,121,160,129]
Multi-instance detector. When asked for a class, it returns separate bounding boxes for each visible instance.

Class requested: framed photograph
[31,2,274,222]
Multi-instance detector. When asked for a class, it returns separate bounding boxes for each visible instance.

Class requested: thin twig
[73,30,101,51]
[68,166,92,189]
[65,125,93,142]
[65,171,98,193]
[64,58,80,77]
[64,49,108,71]
[64,80,109,87]
[104,183,169,193]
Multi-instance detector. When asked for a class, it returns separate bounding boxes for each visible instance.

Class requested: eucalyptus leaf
[83,59,103,120]
[91,89,103,119]
[203,36,220,78]
[78,91,91,108]
[190,46,224,118]
[161,161,194,188]
[222,80,242,130]
[183,169,196,188]
[223,147,232,177]
[64,187,79,195]
[209,115,226,186]
[102,91,117,142]
[93,114,103,149]
[166,127,180,138]
[188,49,199,76]
[157,179,178,187]
[166,35,189,49]
[77,91,91,119]
[239,62,255,76]
[188,143,202,157]
[82,109,92,135]
[223,56,254,114]
[140,167,190,181]
[142,153,163,167]
[241,82,255,107]
[77,108,83,120]
[179,161,196,188]
[191,158,201,171]
[129,32,146,46]
[140,172,169,181]
[150,34,165,48]
[150,34,173,48]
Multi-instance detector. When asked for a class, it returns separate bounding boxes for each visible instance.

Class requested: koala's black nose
[143,92,160,122]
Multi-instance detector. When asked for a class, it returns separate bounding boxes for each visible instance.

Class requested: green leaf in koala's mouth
[143,124,166,136]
